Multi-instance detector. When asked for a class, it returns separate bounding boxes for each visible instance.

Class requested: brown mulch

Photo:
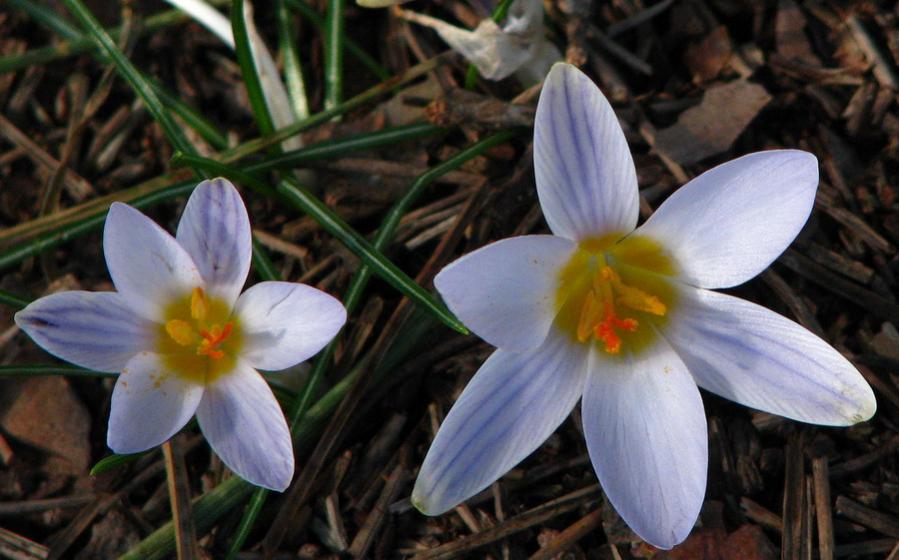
[0,1,898,558]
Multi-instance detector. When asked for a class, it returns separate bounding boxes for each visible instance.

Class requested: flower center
[555,234,676,355]
[157,287,243,384]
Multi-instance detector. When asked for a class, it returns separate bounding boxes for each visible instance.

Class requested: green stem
[324,0,344,111]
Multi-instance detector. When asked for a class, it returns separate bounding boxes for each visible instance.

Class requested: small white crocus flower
[15,179,346,491]
[412,63,876,549]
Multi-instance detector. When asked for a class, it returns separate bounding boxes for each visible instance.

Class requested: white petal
[434,235,576,351]
[196,362,294,491]
[15,291,153,372]
[412,329,588,515]
[176,178,251,308]
[637,150,818,289]
[534,63,639,241]
[104,203,203,322]
[234,281,346,371]
[401,12,534,81]
[582,340,707,549]
[666,287,876,426]
[107,352,204,453]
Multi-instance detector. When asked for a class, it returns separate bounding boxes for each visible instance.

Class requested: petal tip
[410,480,445,516]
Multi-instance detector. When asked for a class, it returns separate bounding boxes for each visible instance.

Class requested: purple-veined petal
[637,150,818,289]
[196,361,293,491]
[534,63,639,241]
[412,328,589,515]
[666,287,876,426]
[15,291,153,372]
[582,339,707,549]
[107,352,205,453]
[176,178,251,308]
[104,203,203,321]
[233,281,346,371]
[434,235,576,351]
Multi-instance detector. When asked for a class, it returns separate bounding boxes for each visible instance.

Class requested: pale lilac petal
[434,235,576,351]
[234,281,346,371]
[534,63,639,241]
[104,203,203,321]
[107,352,205,453]
[196,361,293,491]
[412,329,589,515]
[176,178,251,308]
[637,150,818,289]
[667,287,876,425]
[582,340,707,549]
[15,291,154,372]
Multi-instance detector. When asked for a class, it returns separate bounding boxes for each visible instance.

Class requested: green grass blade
[231,0,276,137]
[249,122,443,172]
[60,0,201,164]
[90,452,144,476]
[324,0,344,111]
[0,124,442,274]
[0,364,115,378]
[251,238,280,282]
[0,181,197,274]
[277,0,310,119]
[284,0,389,81]
[223,52,450,161]
[0,290,31,309]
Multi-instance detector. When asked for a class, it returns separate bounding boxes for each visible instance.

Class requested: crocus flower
[15,179,346,491]
[412,63,876,548]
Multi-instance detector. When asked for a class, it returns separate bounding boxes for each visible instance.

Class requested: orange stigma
[575,266,666,354]
[197,323,234,360]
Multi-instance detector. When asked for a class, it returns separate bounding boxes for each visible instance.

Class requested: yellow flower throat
[157,287,243,384]
[555,234,676,355]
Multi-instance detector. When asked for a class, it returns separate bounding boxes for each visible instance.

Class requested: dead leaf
[683,26,732,83]
[0,377,91,474]
[653,80,772,165]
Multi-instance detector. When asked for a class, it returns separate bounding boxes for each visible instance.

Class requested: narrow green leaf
[324,0,344,111]
[90,452,144,476]
[284,0,389,81]
[231,0,276,137]
[0,290,31,309]
[0,124,442,274]
[0,364,115,378]
[277,0,310,119]
[251,238,281,282]
[60,0,201,165]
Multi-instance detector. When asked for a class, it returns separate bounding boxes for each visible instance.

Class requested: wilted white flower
[402,0,562,83]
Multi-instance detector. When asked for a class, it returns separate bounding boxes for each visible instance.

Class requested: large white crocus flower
[412,63,876,549]
[15,179,346,491]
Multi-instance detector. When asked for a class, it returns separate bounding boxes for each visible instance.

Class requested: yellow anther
[615,284,667,316]
[165,319,196,346]
[577,290,603,343]
[190,287,208,321]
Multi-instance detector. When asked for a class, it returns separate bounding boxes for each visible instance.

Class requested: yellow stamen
[573,266,667,354]
[190,287,208,321]
[577,290,603,343]
[165,319,195,346]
